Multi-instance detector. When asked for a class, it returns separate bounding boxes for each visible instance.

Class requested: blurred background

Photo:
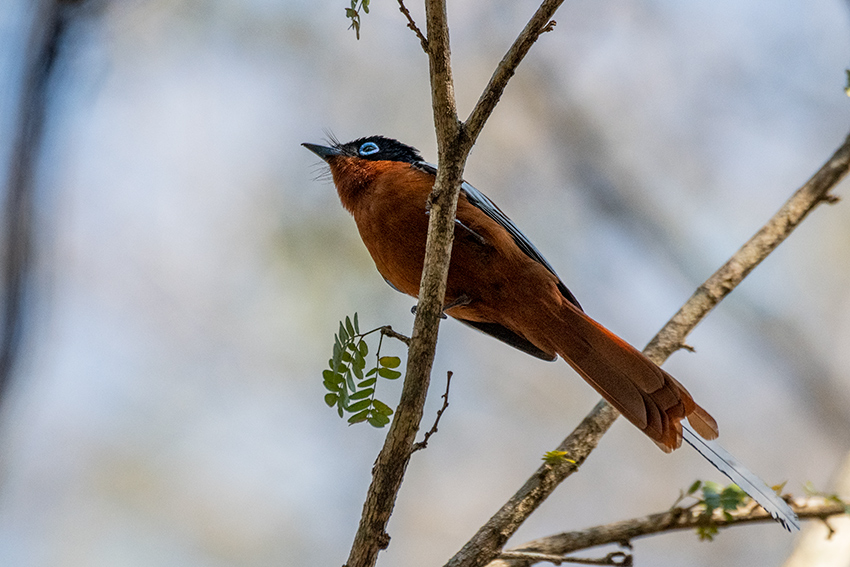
[1,0,849,566]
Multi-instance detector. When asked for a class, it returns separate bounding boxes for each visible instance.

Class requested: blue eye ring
[359,142,380,156]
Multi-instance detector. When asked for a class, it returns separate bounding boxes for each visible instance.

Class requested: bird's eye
[359,142,380,156]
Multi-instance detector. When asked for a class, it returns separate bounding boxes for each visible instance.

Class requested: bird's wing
[416,162,582,310]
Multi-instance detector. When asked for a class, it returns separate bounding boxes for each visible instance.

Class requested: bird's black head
[302,135,424,164]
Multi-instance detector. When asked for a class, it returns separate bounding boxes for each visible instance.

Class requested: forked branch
[345,1,570,566]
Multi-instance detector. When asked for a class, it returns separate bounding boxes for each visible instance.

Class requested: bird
[303,134,799,530]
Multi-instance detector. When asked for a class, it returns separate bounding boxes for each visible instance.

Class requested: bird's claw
[411,304,448,319]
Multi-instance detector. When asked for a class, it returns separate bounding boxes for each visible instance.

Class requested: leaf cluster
[323,314,403,428]
[345,0,371,40]
[684,481,749,541]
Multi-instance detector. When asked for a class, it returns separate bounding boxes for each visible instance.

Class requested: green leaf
[701,482,722,512]
[353,350,365,370]
[696,524,718,541]
[358,340,368,357]
[349,388,374,400]
[348,409,371,424]
[346,371,357,392]
[338,322,348,344]
[323,371,343,389]
[379,356,401,369]
[341,350,352,363]
[378,367,402,380]
[687,480,702,496]
[345,316,355,337]
[372,399,393,415]
[332,342,342,369]
[347,399,371,413]
[368,413,390,427]
[352,363,364,381]
[719,485,746,510]
[353,312,360,333]
[365,367,378,377]
[358,377,377,388]
[324,393,338,407]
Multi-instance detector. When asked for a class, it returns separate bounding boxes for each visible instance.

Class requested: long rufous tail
[545,298,800,530]
[542,298,718,451]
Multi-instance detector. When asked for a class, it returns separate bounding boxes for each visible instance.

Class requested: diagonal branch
[397,0,428,52]
[489,497,848,567]
[464,0,564,144]
[643,133,849,362]
[444,132,850,567]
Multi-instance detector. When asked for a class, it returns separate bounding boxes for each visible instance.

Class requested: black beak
[302,142,342,162]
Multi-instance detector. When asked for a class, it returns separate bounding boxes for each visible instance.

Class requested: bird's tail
[543,300,718,451]
[683,426,800,531]
[543,299,799,530]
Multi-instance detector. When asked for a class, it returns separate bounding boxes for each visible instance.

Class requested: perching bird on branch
[303,135,799,531]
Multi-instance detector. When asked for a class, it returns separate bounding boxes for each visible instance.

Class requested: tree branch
[344,0,468,565]
[411,370,452,452]
[643,133,850,362]
[379,325,411,346]
[498,550,628,566]
[464,0,563,143]
[489,497,848,567]
[444,132,850,567]
[397,0,428,53]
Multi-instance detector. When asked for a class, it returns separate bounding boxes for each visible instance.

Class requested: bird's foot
[410,295,470,319]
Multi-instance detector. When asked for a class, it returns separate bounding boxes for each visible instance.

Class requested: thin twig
[445,132,850,567]
[498,550,630,566]
[380,326,411,346]
[412,370,452,452]
[488,497,847,567]
[397,0,428,52]
[464,0,565,145]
